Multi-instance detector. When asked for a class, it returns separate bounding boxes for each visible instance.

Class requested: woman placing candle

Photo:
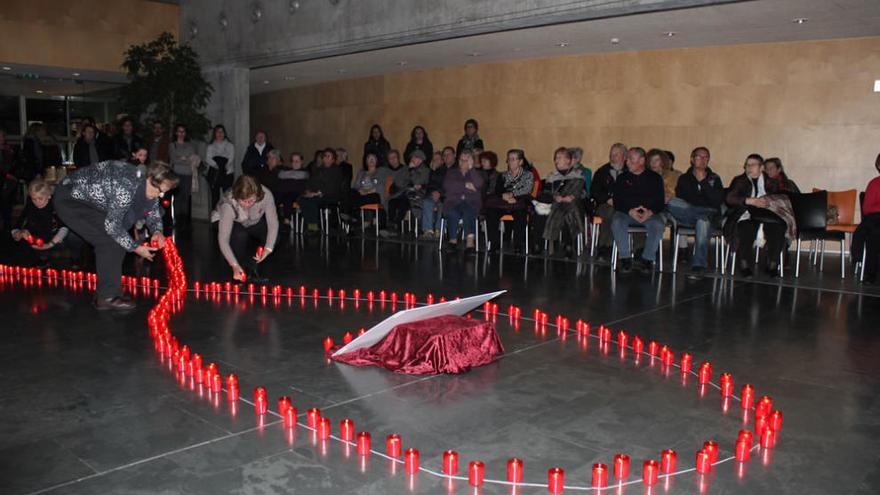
[212,175,279,284]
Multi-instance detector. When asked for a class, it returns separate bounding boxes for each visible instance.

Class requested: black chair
[791,191,844,277]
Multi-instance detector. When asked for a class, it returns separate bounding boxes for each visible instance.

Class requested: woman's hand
[232,264,246,281]
[151,232,166,249]
[253,247,271,263]
[134,244,157,261]
[465,182,476,192]
[746,197,770,208]
[13,229,29,242]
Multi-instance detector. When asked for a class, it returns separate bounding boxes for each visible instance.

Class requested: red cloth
[331,315,504,374]
[864,176,880,216]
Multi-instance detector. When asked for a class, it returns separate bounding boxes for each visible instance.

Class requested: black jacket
[363,138,391,167]
[675,167,724,209]
[612,169,665,215]
[73,138,112,169]
[241,142,274,176]
[591,162,625,205]
[403,140,433,164]
[426,164,448,195]
[112,133,144,161]
[307,165,344,200]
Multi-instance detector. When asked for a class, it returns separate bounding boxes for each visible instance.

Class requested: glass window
[0,95,20,136]
[25,98,67,138]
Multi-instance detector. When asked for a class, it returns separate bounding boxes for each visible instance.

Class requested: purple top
[443,167,485,211]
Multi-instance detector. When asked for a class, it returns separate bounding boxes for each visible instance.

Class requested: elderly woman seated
[532,147,586,257]
[483,149,534,254]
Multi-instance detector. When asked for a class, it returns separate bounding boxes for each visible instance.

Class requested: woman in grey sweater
[169,124,200,223]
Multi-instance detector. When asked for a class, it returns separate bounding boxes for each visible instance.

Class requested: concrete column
[191,64,250,220]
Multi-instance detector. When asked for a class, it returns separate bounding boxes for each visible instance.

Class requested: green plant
[120,32,213,138]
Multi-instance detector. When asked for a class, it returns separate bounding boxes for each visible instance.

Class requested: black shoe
[94,296,136,311]
[687,266,706,280]
[634,258,653,274]
[618,258,633,273]
[444,242,459,253]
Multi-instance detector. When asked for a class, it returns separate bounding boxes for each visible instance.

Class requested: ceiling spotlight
[262,80,270,85]
[792,17,808,24]
[72,72,81,77]
[35,90,44,94]
[664,31,676,37]
[188,21,198,38]
[2,66,11,71]
[398,61,408,66]
[610,37,620,45]
[289,0,300,12]
[557,42,569,47]
[252,3,263,22]
[283,75,297,81]
[469,52,482,57]
[219,14,229,28]
[336,68,347,74]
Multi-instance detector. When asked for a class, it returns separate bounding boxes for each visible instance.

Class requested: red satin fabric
[332,316,504,374]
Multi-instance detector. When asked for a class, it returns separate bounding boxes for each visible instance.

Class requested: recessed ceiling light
[610,38,620,45]
[469,52,482,57]
[664,31,676,37]
[336,68,347,74]
[283,75,296,81]
[1,67,11,71]
[557,42,569,48]
[398,61,408,66]
[262,80,270,85]
[792,17,808,24]
[72,72,81,77]
[35,90,44,94]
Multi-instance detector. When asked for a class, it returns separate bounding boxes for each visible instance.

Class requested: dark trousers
[387,195,410,226]
[594,203,616,249]
[230,217,268,272]
[735,219,786,266]
[486,207,528,248]
[298,196,338,226]
[274,191,299,220]
[209,173,233,210]
[853,213,880,278]
[173,175,192,219]
[53,188,126,299]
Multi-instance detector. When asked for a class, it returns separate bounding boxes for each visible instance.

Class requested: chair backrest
[860,191,866,213]
[531,177,541,198]
[791,191,827,231]
[384,175,393,198]
[813,188,857,225]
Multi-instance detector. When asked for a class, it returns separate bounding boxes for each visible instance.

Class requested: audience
[363,124,391,168]
[11,178,71,267]
[724,154,788,277]
[611,147,666,273]
[591,143,628,258]
[149,120,170,164]
[853,153,880,284]
[764,157,800,195]
[241,131,274,176]
[298,148,343,234]
[168,124,200,225]
[484,149,534,254]
[420,150,450,239]
[404,125,433,165]
[213,175,279,283]
[536,147,586,257]
[112,117,144,161]
[668,146,724,278]
[73,124,112,169]
[456,118,484,156]
[443,150,484,253]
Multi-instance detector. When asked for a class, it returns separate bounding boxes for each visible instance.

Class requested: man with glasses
[54,160,179,310]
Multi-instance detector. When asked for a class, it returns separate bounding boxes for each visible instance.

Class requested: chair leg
[779,250,784,277]
[611,242,618,271]
[819,240,826,271]
[672,233,680,272]
[860,247,867,282]
[840,237,846,279]
[590,223,597,257]
[730,251,737,276]
[475,219,481,253]
[438,218,445,251]
[360,209,365,234]
[577,233,583,256]
[795,238,802,278]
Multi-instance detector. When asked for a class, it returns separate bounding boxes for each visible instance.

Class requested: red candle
[278,396,292,415]
[769,410,783,431]
[602,326,611,342]
[661,449,677,473]
[256,246,264,258]
[340,418,355,441]
[760,427,777,448]
[254,395,267,415]
[323,336,334,352]
[703,441,719,463]
[738,429,754,447]
[720,373,734,397]
[391,292,398,305]
[617,330,628,348]
[648,341,659,356]
[468,461,485,487]
[741,384,755,410]
[386,434,402,457]
[356,432,371,455]
[405,448,420,474]
[358,328,366,336]
[283,406,298,429]
[254,386,267,401]
[695,449,712,474]
[317,417,330,439]
[598,453,623,481]
[735,439,751,461]
[507,458,523,483]
[327,288,334,300]
[547,467,565,494]
[342,331,353,345]
[755,414,769,435]
[226,374,239,400]
[698,362,712,384]
[211,372,222,393]
[307,408,321,428]
[756,396,773,418]
[642,459,659,485]
[338,289,346,300]
[662,347,674,366]
[632,336,644,354]
[442,450,459,475]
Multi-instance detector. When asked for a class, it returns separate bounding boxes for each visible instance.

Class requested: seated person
[442,150,484,252]
[484,149,534,253]
[11,178,72,267]
[278,152,310,202]
[533,147,586,257]
[647,148,681,205]
[611,147,665,273]
[350,153,386,228]
[420,148,451,239]
[724,154,786,277]
[298,148,343,234]
[667,146,724,278]
[213,175,278,283]
[570,147,592,200]
[764,157,800,195]
[403,150,430,222]
[477,151,501,198]
[851,153,880,284]
[383,149,410,236]
[590,143,628,257]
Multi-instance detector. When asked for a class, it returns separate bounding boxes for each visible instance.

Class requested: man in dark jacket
[54,161,179,310]
[241,131,274,176]
[590,143,627,257]
[112,117,144,161]
[73,125,112,169]
[611,147,666,273]
[298,148,343,233]
[669,146,724,278]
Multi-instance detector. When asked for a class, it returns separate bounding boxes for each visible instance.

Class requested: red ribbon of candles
[356,432,371,455]
[755,414,769,435]
[695,449,712,474]
[507,458,523,483]
[226,374,239,400]
[469,461,485,486]
[738,429,754,447]
[661,449,677,473]
[342,331,353,345]
[386,434,402,457]
[703,441,719,463]
[642,459,660,485]
[741,384,755,410]
[735,439,751,461]
[405,448,420,474]
[210,372,222,393]
[307,408,321,428]
[698,362,712,384]
[254,394,267,415]
[548,467,565,494]
[442,450,459,475]
[340,418,355,441]
[283,406,298,429]
[720,373,734,397]
[613,454,630,479]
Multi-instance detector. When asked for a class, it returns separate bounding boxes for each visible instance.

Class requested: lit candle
[340,418,355,441]
[769,410,783,431]
[648,341,659,356]
[642,459,659,485]
[680,353,693,374]
[735,439,751,461]
[720,373,734,397]
[703,441,719,463]
[632,336,644,354]
[698,362,712,384]
[323,336,334,352]
[317,417,330,439]
[338,289,346,300]
[283,406,297,429]
[469,461,485,487]
[356,432,371,455]
[617,330,628,348]
[755,414,769,435]
[211,372,222,393]
[695,449,712,474]
[661,449,677,473]
[507,458,523,483]
[405,448,420,474]
[226,374,239,400]
[386,434,402,457]
[343,332,353,345]
[442,450,459,475]
[358,328,366,336]
[307,408,321,428]
[738,429,754,447]
[254,394,267,415]
[756,396,773,418]
[662,347,674,366]
[760,427,777,448]
[278,396,292,415]
[613,454,629,479]
[547,467,565,494]
[741,384,755,410]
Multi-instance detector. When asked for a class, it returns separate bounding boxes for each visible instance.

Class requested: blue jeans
[611,211,665,262]
[445,202,476,240]
[421,197,442,233]
[666,198,717,268]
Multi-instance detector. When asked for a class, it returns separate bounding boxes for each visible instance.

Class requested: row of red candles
[2,250,784,492]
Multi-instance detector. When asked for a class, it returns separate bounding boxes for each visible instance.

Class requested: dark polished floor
[1,222,879,495]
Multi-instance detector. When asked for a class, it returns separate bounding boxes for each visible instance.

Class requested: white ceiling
[251,0,880,94]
